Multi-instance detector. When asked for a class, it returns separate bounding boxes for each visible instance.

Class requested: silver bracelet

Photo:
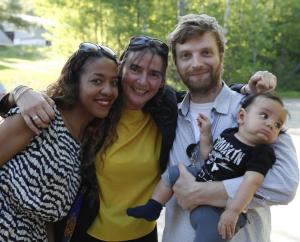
[12,86,33,103]
[12,85,26,97]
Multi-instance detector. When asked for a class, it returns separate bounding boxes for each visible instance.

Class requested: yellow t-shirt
[88,109,162,241]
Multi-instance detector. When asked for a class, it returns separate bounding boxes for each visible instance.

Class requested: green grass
[0,45,46,60]
[1,46,300,98]
[277,91,300,99]
[0,45,65,91]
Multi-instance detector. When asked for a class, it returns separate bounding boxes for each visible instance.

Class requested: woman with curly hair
[0,42,121,242]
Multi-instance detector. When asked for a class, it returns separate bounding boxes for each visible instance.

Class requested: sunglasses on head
[79,42,117,62]
[128,36,169,55]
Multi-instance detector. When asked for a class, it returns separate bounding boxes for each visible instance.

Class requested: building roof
[0,30,13,46]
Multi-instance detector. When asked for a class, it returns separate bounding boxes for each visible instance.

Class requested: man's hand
[173,164,228,210]
[218,208,239,239]
[244,71,277,94]
[15,89,55,134]
[173,164,202,211]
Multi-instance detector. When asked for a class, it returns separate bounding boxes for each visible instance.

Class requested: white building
[0,14,54,46]
[0,30,13,46]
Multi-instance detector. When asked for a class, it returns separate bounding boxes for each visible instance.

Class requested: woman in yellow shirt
[81,36,178,242]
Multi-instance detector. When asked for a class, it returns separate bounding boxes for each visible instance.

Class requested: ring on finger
[32,115,39,121]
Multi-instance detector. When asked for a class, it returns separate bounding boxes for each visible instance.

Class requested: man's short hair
[168,14,225,61]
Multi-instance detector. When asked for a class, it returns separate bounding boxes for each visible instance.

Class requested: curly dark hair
[46,45,122,194]
[241,92,288,133]
[241,92,284,109]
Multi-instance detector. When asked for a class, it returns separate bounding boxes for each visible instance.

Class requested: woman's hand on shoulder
[14,88,55,134]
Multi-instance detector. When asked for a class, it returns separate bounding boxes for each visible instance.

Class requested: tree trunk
[178,0,185,17]
[251,0,257,66]
[224,0,230,29]
[99,0,103,43]
[136,0,140,29]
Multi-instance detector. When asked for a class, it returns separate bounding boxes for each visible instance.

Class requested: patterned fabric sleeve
[0,105,81,241]
[7,106,20,116]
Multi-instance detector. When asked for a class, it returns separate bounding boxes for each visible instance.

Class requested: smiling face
[78,57,119,120]
[237,96,287,145]
[175,32,223,102]
[121,50,164,110]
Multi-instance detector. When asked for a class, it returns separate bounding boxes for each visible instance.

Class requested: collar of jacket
[178,82,235,117]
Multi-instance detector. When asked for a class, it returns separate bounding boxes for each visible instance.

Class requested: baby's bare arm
[152,179,173,205]
[0,114,35,165]
[197,114,213,160]
[218,171,264,239]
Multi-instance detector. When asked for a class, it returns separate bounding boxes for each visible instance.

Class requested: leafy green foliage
[6,0,300,91]
[0,0,32,29]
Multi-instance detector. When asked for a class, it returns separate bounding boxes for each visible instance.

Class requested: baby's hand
[218,209,239,239]
[196,114,211,134]
[246,70,277,94]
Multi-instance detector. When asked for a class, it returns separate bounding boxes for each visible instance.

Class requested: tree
[0,0,31,29]
[31,0,300,90]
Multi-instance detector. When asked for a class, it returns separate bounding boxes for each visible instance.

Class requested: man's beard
[185,65,222,94]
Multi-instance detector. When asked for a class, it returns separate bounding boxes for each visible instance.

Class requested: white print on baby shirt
[197,135,247,181]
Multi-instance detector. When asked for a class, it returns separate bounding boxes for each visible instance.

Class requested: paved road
[157,98,300,242]
[270,133,300,242]
[284,98,300,133]
[270,99,300,242]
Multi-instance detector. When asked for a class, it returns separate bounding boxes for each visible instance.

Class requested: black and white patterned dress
[0,107,81,241]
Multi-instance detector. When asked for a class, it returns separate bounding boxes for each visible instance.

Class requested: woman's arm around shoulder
[0,113,35,165]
